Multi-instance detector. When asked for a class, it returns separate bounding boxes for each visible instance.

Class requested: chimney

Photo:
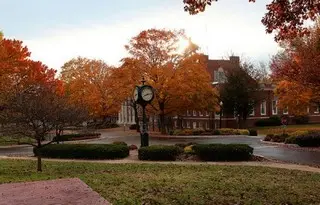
[229,56,240,65]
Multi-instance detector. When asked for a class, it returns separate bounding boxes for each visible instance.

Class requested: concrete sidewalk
[1,155,319,173]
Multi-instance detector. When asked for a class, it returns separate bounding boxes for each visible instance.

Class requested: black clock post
[133,78,154,147]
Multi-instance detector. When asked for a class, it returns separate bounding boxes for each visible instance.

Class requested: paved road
[1,129,319,166]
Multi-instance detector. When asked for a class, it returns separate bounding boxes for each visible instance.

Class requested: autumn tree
[0,57,66,171]
[121,29,219,134]
[219,61,261,128]
[271,20,320,115]
[61,57,120,126]
[183,0,320,41]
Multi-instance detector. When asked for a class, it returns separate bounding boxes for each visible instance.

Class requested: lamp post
[219,101,223,129]
[133,78,154,147]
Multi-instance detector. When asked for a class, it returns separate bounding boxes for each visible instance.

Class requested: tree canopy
[118,29,219,133]
[271,20,320,115]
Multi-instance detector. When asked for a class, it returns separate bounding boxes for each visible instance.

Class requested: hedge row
[171,128,252,136]
[54,133,101,141]
[34,144,129,159]
[192,144,254,161]
[255,116,282,127]
[264,130,320,147]
[138,144,254,161]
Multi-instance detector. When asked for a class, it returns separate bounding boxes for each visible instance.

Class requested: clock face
[141,87,153,102]
[133,87,139,101]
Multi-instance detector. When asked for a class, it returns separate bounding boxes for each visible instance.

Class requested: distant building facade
[117,56,320,129]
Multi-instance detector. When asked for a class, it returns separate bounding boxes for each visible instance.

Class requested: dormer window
[214,67,226,84]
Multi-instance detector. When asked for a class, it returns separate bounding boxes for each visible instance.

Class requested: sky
[0,0,280,71]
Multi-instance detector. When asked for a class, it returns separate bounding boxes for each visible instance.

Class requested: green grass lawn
[0,159,319,205]
[0,136,35,146]
[254,124,320,135]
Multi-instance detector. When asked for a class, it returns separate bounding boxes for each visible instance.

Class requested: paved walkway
[1,155,319,173]
[0,178,110,205]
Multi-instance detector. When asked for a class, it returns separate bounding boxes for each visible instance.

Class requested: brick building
[117,56,320,129]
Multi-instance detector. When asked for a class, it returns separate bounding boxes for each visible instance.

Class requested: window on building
[213,68,226,83]
[261,101,266,115]
[272,100,278,115]
[206,122,209,129]
[174,120,177,128]
[199,111,203,116]
[283,107,289,115]
[315,106,319,114]
[249,108,255,116]
[187,110,191,116]
[307,106,310,114]
[193,110,197,116]
[206,111,209,116]
[187,121,190,128]
[192,121,196,129]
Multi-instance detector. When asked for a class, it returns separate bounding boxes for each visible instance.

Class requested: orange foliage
[275,80,313,116]
[119,29,219,133]
[271,21,320,108]
[0,38,61,103]
[61,57,120,119]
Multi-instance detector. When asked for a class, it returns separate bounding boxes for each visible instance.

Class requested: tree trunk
[37,139,42,172]
[159,113,166,134]
[159,102,166,134]
[37,155,42,172]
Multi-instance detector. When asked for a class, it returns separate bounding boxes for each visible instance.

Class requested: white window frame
[272,100,278,115]
[206,111,209,116]
[283,107,289,115]
[186,121,190,128]
[249,108,255,116]
[187,110,191,116]
[260,100,266,116]
[199,111,203,116]
[193,110,197,116]
[307,106,310,114]
[315,106,319,114]
[192,121,196,129]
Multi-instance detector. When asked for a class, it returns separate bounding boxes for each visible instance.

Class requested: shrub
[192,144,253,161]
[218,128,238,135]
[54,133,100,141]
[184,145,195,154]
[264,133,289,142]
[249,129,258,136]
[289,130,309,137]
[138,145,181,161]
[34,144,129,159]
[192,129,205,135]
[264,134,273,141]
[112,141,128,146]
[129,144,138,150]
[212,130,221,135]
[296,133,320,147]
[284,136,297,144]
[255,116,282,127]
[238,129,250,135]
[129,124,139,130]
[175,143,187,149]
[293,115,309,124]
